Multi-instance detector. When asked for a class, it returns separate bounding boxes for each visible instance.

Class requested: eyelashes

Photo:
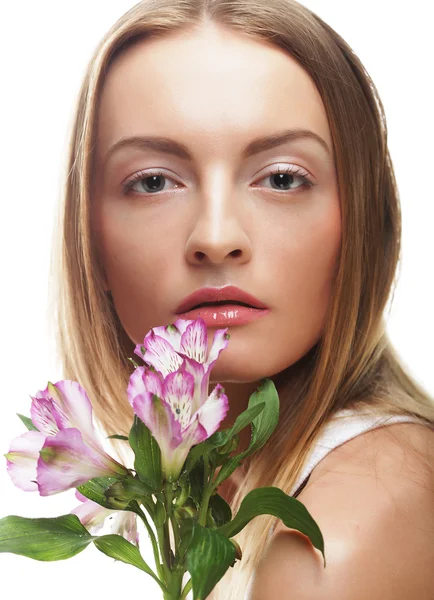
[122,164,314,197]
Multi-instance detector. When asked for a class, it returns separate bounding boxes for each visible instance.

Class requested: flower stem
[165,482,181,560]
[180,577,192,600]
[198,460,216,527]
[133,502,164,582]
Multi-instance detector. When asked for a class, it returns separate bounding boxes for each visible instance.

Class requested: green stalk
[126,502,169,595]
[165,482,181,559]
[160,482,184,599]
[156,522,171,578]
[198,460,216,527]
[180,578,192,600]
[133,502,164,582]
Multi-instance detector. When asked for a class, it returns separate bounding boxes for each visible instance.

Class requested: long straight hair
[48,1,434,597]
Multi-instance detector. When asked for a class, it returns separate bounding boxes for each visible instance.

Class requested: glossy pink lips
[176,303,269,326]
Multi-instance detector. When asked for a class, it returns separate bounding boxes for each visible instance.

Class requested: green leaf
[216,487,326,567]
[106,434,129,440]
[207,402,266,449]
[176,516,195,565]
[212,454,244,489]
[183,441,216,474]
[208,493,232,528]
[188,457,205,509]
[0,514,93,560]
[129,415,162,492]
[93,534,164,590]
[16,413,38,431]
[239,378,279,460]
[186,523,236,600]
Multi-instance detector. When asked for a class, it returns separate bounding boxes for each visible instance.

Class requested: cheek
[92,200,182,340]
[274,200,341,344]
[95,199,177,283]
[275,198,341,297]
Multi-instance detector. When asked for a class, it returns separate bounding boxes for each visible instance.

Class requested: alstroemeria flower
[5,380,128,496]
[134,318,230,416]
[128,318,230,480]
[70,491,139,546]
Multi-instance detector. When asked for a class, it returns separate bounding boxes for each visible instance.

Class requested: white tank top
[242,408,429,600]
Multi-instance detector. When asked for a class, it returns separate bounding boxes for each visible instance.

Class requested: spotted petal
[162,369,195,431]
[179,319,208,363]
[135,331,183,378]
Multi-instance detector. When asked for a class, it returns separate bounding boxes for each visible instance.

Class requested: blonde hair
[48,1,434,597]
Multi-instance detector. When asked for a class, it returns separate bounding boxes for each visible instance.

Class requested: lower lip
[176,304,270,326]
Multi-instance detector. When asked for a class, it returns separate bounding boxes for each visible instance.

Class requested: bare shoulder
[250,423,434,600]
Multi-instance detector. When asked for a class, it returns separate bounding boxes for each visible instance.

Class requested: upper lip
[175,285,268,314]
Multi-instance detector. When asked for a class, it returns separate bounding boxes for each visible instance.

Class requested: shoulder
[250,422,434,600]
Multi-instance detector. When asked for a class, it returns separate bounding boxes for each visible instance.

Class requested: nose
[184,185,252,266]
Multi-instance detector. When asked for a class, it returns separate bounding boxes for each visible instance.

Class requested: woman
[49,0,434,598]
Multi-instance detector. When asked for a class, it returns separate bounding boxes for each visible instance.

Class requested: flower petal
[30,396,62,436]
[206,328,230,369]
[195,383,229,437]
[4,431,46,491]
[137,331,183,377]
[36,428,127,496]
[37,381,101,449]
[165,415,208,479]
[181,355,207,414]
[140,322,183,352]
[109,511,139,546]
[179,319,208,363]
[70,497,112,532]
[131,392,182,451]
[162,369,195,432]
[75,490,89,503]
[127,366,163,410]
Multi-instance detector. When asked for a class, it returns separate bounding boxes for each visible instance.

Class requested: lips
[175,285,268,314]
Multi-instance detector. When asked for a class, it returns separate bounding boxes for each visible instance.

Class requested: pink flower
[5,381,128,496]
[128,318,230,480]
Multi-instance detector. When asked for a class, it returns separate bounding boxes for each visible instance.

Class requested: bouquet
[1,317,325,599]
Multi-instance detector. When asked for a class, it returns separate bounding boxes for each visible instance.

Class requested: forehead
[95,24,332,162]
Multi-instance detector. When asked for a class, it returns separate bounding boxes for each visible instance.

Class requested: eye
[254,165,314,194]
[122,165,314,196]
[122,169,180,195]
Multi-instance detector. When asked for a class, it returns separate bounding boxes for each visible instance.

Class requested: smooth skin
[92,22,434,598]
[92,21,341,432]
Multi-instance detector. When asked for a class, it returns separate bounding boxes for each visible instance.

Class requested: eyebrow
[103,128,331,166]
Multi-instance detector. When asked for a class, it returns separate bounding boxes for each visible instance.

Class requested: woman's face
[92,23,341,386]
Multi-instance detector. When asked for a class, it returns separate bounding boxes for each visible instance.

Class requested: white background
[0,1,433,598]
